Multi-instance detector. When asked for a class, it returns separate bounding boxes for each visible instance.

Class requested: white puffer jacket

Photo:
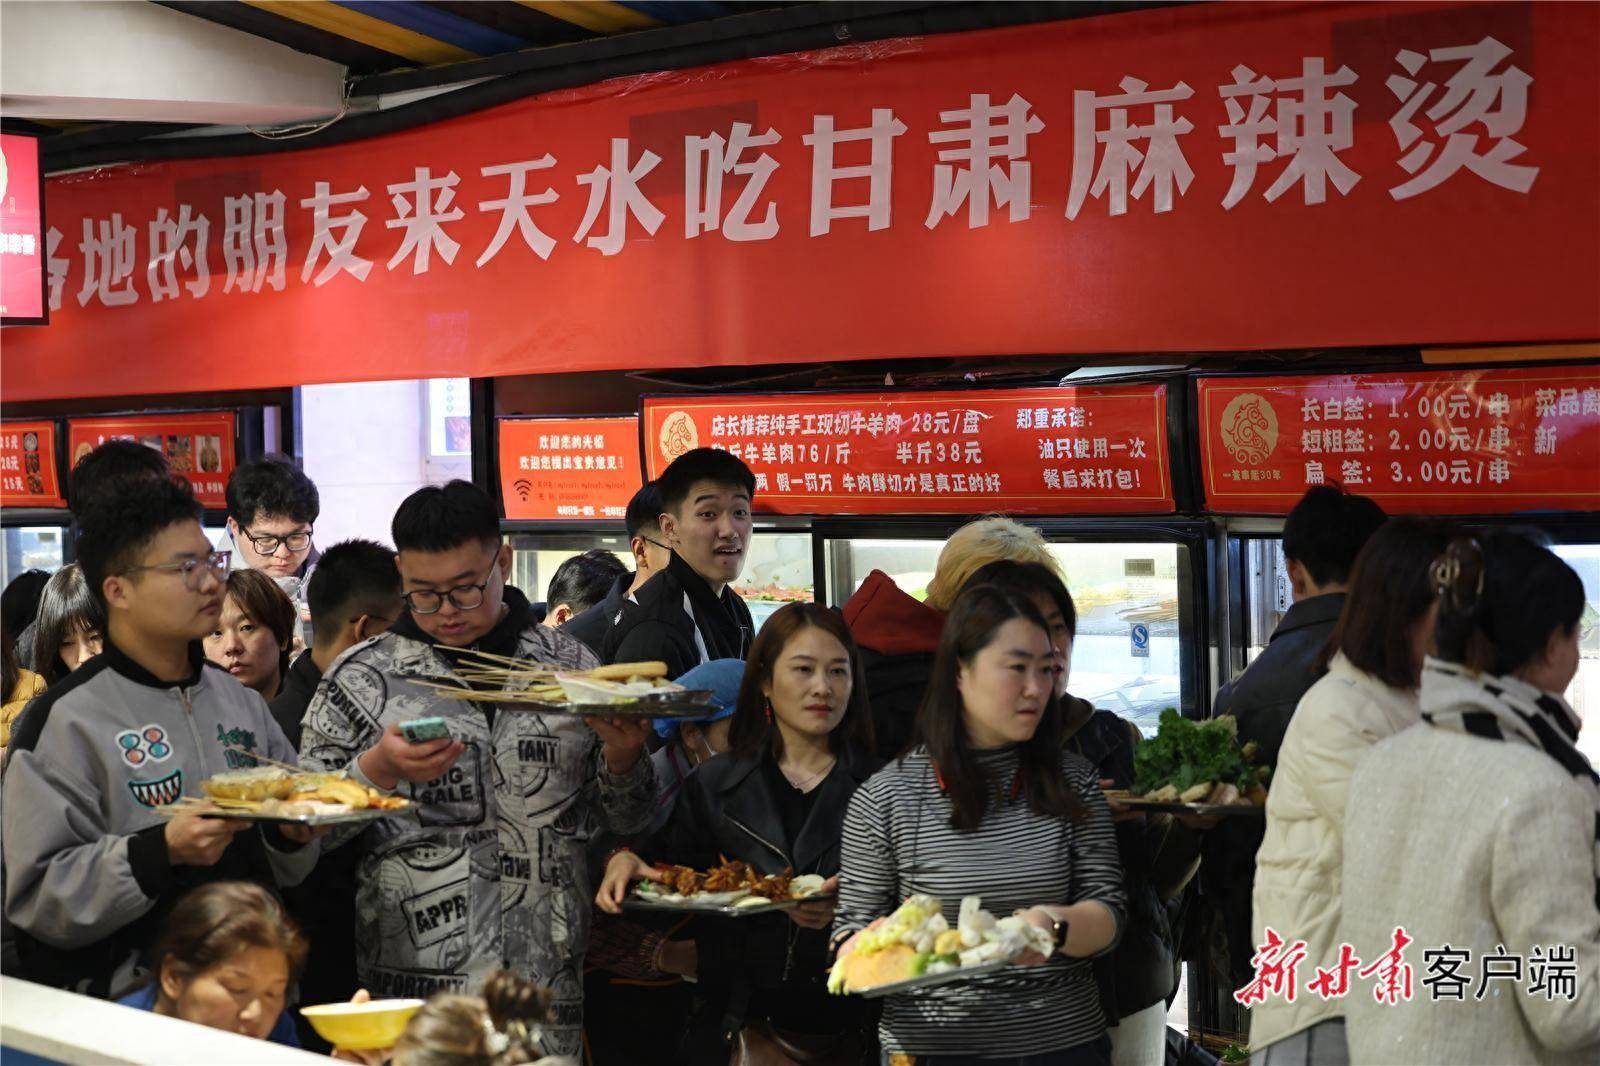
[1248,653,1420,1051]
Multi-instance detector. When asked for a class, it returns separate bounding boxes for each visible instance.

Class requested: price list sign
[1198,367,1600,514]
[0,421,65,508]
[498,416,639,521]
[643,385,1173,516]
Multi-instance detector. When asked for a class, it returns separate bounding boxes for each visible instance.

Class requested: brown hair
[150,882,307,986]
[727,602,875,760]
[392,971,553,1066]
[222,569,296,681]
[1322,519,1453,688]
[912,584,1084,832]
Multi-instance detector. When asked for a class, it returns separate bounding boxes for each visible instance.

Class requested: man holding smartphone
[298,481,655,1056]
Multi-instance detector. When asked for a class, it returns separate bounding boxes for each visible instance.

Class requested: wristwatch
[1048,913,1070,954]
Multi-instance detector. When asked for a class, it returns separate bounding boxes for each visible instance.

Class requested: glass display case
[823,526,1199,736]
[2,525,66,588]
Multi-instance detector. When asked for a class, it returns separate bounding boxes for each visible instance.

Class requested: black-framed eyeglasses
[403,562,499,615]
[241,526,313,555]
[121,550,232,591]
[641,536,670,552]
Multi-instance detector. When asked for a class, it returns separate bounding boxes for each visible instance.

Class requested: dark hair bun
[481,970,550,1034]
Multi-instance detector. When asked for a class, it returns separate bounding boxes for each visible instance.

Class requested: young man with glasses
[564,483,672,656]
[298,480,655,1056]
[3,476,319,998]
[223,455,321,647]
[601,449,756,678]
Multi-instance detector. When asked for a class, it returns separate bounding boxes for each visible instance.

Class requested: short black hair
[70,440,170,517]
[1281,485,1387,587]
[625,483,663,540]
[2,569,52,645]
[76,477,204,607]
[960,559,1077,639]
[307,539,401,647]
[392,480,500,554]
[656,448,756,517]
[1327,518,1453,688]
[546,550,629,617]
[226,455,320,527]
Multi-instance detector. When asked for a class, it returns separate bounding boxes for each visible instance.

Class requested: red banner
[0,133,46,322]
[498,416,640,521]
[4,2,1597,402]
[0,420,65,508]
[1197,366,1600,514]
[643,385,1172,516]
[67,412,236,508]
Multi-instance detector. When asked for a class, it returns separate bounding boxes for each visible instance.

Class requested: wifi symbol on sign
[513,479,532,501]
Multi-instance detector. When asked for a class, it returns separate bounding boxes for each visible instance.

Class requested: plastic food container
[299,998,424,1050]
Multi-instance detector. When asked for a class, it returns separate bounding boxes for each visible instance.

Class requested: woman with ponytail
[596,602,878,1063]
[1340,531,1600,1065]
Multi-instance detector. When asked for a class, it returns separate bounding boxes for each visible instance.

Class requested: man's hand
[357,723,464,791]
[276,823,332,846]
[164,814,248,867]
[1100,778,1147,824]
[585,716,651,774]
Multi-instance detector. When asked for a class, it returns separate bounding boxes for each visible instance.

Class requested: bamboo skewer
[218,744,307,775]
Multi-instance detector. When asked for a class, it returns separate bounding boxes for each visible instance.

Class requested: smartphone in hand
[398,717,451,744]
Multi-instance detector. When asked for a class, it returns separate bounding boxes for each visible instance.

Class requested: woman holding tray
[597,602,880,1064]
[833,584,1125,1066]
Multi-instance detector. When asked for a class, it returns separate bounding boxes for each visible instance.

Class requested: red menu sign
[643,386,1172,516]
[0,133,46,323]
[498,416,640,521]
[67,412,236,508]
[0,421,65,507]
[1198,367,1600,514]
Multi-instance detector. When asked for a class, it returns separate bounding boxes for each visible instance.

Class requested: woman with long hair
[204,569,295,702]
[29,564,106,686]
[1249,519,1453,1065]
[833,584,1124,1065]
[1340,532,1600,1064]
[598,602,879,1063]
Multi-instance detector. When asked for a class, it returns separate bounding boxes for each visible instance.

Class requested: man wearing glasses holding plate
[3,475,319,999]
[298,480,656,1057]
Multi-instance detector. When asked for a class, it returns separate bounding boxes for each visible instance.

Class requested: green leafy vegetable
[1132,708,1268,794]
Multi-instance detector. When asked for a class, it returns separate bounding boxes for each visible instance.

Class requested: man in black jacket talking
[602,449,755,677]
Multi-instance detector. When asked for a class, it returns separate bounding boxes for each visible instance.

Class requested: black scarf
[1420,657,1600,909]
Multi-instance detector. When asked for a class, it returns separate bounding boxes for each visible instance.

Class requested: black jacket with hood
[601,553,752,679]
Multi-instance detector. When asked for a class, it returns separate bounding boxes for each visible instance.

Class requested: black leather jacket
[638,743,881,1057]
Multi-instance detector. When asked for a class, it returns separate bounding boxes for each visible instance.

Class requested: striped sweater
[834,744,1126,1057]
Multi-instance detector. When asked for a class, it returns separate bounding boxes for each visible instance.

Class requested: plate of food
[158,766,414,826]
[622,860,831,916]
[415,657,719,718]
[829,895,1053,998]
[1114,708,1269,816]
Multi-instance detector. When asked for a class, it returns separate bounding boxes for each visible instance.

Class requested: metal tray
[1109,795,1263,817]
[500,689,718,718]
[850,955,1027,999]
[158,804,414,827]
[624,891,835,918]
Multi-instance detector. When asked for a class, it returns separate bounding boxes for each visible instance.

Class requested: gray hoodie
[2,639,317,997]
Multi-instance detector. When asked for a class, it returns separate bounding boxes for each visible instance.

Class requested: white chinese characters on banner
[686,123,782,241]
[803,109,908,236]
[300,182,373,287]
[926,93,1045,228]
[42,34,1545,314]
[574,138,665,256]
[477,156,560,265]
[1067,76,1195,219]
[1387,36,1538,201]
[1219,57,1360,209]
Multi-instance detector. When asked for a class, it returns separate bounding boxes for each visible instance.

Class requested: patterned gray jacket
[297,594,655,1056]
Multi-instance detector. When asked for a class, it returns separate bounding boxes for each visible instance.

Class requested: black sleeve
[612,621,693,680]
[634,767,719,871]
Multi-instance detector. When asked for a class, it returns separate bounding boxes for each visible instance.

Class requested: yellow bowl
[300,998,424,1050]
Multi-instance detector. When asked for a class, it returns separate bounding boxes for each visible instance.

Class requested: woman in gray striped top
[833,584,1126,1066]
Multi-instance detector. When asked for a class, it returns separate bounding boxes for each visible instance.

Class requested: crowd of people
[0,440,1595,1066]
